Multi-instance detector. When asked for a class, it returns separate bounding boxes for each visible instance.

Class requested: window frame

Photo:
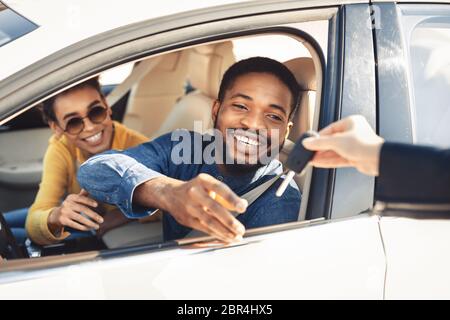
[0,4,342,272]
[0,1,38,48]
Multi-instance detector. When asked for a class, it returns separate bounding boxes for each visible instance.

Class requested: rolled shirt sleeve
[77,133,173,218]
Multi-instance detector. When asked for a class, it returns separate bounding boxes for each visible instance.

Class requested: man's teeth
[234,134,260,146]
[85,131,102,143]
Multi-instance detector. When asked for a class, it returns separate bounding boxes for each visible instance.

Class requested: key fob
[285,131,319,174]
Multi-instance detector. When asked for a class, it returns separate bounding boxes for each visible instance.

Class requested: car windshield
[0,2,37,47]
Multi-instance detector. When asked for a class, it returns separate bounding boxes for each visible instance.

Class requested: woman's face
[50,86,114,156]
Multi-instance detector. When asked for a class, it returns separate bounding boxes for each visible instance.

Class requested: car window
[232,34,312,61]
[0,31,323,253]
[0,5,334,267]
[99,62,133,86]
[0,3,37,47]
[401,5,450,147]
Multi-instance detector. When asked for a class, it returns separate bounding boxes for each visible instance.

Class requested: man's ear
[285,121,293,140]
[211,100,221,124]
[49,121,63,138]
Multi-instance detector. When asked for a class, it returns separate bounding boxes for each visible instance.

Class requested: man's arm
[78,132,248,242]
[134,174,247,242]
[77,148,165,219]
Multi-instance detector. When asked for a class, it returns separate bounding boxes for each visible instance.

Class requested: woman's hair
[39,77,103,123]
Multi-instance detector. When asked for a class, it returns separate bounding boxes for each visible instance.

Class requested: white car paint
[380,216,450,299]
[0,215,385,299]
[1,0,449,300]
[0,0,251,81]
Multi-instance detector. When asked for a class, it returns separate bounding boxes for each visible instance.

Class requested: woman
[6,77,150,245]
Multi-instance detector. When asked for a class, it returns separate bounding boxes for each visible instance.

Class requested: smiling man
[78,57,302,243]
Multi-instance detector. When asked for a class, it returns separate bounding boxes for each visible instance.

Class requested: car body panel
[373,1,450,299]
[329,4,376,219]
[380,215,450,299]
[0,215,385,299]
[0,0,249,80]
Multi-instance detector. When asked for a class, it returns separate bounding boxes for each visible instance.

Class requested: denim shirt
[78,130,301,241]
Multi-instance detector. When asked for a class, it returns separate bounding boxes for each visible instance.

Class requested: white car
[0,0,450,299]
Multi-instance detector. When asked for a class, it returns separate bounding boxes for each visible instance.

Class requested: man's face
[212,72,293,171]
[51,87,114,156]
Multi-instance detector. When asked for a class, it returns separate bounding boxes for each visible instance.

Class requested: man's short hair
[40,77,103,123]
[217,56,301,119]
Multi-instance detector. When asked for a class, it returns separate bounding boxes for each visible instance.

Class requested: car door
[0,1,386,299]
[374,1,450,299]
[0,215,384,299]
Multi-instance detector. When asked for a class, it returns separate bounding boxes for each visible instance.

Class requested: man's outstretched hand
[134,173,248,243]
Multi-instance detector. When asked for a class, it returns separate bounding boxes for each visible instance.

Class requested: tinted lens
[65,117,84,134]
[88,106,107,123]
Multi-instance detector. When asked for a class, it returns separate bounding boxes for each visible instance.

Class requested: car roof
[0,0,251,81]
[4,0,250,28]
[2,0,450,81]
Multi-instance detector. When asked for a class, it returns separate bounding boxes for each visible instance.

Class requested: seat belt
[184,173,282,238]
[106,56,163,107]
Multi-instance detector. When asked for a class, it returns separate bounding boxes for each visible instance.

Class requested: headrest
[284,57,316,91]
[188,41,235,99]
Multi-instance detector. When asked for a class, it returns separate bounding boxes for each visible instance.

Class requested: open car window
[0,5,335,273]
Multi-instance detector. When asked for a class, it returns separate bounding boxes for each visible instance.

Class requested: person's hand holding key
[276,131,319,197]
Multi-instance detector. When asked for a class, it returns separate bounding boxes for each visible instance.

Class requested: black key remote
[276,131,318,197]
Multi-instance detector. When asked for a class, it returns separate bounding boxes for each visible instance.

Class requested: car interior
[0,32,321,260]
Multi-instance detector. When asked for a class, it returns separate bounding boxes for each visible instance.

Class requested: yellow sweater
[26,121,148,245]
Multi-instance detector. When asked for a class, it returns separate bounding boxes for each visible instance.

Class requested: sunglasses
[61,105,108,135]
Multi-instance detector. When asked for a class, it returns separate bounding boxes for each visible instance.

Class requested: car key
[276,131,319,197]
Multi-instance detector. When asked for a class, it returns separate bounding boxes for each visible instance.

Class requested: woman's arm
[26,140,103,245]
[26,141,72,245]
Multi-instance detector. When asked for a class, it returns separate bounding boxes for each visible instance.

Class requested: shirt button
[217,175,224,181]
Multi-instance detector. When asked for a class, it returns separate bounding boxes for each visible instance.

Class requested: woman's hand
[48,189,104,236]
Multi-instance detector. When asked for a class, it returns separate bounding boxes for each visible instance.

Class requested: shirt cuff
[39,209,71,245]
[116,162,164,218]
